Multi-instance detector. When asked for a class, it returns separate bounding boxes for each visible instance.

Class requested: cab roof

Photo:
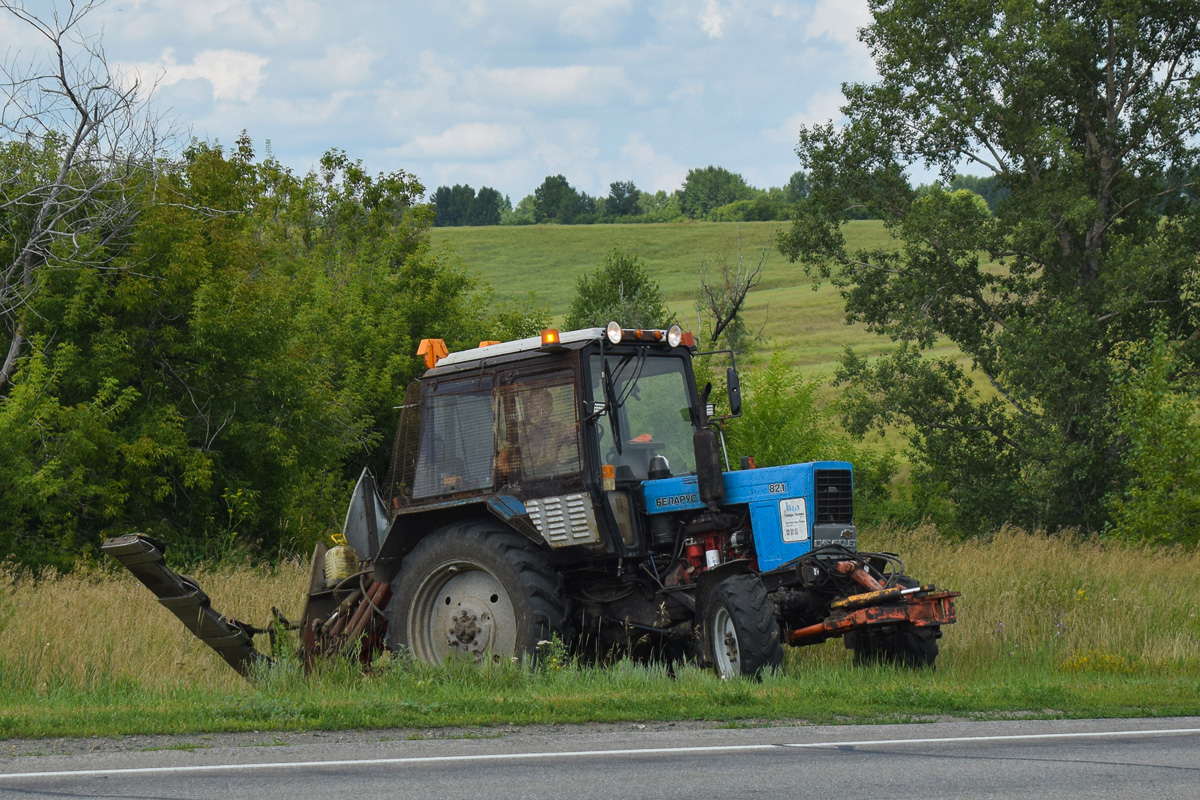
[427,325,693,375]
[432,327,605,370]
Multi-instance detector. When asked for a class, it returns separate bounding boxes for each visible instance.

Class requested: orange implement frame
[787,590,959,646]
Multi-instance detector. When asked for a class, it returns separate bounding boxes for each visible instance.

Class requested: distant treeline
[431,168,1007,227]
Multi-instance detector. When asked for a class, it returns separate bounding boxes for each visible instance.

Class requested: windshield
[589,352,697,480]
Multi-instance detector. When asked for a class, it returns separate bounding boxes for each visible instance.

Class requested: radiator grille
[525,493,600,547]
[814,469,853,525]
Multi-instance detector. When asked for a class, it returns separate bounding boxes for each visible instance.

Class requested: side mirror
[726,367,742,417]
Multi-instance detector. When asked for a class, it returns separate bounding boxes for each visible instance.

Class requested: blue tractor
[105,323,957,678]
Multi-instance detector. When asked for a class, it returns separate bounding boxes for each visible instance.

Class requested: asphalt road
[2,717,1197,799]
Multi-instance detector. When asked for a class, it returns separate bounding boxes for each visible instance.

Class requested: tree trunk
[0,322,24,393]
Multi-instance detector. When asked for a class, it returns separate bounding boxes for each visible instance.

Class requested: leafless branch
[696,227,767,347]
[0,0,173,392]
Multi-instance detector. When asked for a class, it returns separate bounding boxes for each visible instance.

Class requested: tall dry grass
[2,526,1197,695]
[0,558,308,695]
[867,524,1200,673]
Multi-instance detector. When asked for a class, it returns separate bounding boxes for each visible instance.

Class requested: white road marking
[2,727,1198,780]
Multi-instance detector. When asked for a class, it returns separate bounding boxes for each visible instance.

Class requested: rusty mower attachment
[102,531,393,681]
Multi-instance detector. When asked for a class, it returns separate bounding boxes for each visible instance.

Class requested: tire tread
[709,573,783,677]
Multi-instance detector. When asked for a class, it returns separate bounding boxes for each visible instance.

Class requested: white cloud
[804,0,876,83]
[531,119,602,173]
[157,0,240,34]
[765,91,848,144]
[400,123,526,160]
[288,40,378,89]
[699,0,725,38]
[806,0,871,44]
[415,50,460,94]
[74,0,886,202]
[126,48,268,103]
[260,0,326,42]
[438,0,634,42]
[667,80,705,104]
[438,0,490,26]
[117,0,328,48]
[769,2,805,23]
[557,0,633,39]
[248,90,362,129]
[620,133,687,192]
[471,66,632,107]
[0,10,23,45]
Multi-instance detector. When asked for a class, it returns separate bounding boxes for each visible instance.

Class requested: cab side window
[499,376,580,481]
[412,377,495,497]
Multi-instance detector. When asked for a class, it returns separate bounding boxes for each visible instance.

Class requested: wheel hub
[722,630,739,663]
[711,607,741,677]
[446,603,494,657]
[411,563,517,664]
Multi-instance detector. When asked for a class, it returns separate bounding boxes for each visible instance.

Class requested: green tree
[779,0,1200,536]
[431,184,474,226]
[563,248,674,330]
[0,133,543,570]
[695,232,767,356]
[724,354,898,524]
[533,174,582,223]
[637,190,684,222]
[708,196,789,222]
[948,174,1006,212]
[1,1,162,394]
[680,166,753,218]
[503,194,537,225]
[1105,323,1200,545]
[784,170,809,204]
[470,186,505,226]
[432,184,504,226]
[607,180,640,217]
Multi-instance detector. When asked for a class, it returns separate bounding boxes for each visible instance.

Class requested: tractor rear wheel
[705,573,783,679]
[387,521,569,665]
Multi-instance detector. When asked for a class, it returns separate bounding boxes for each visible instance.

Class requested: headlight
[605,321,623,344]
[666,325,683,347]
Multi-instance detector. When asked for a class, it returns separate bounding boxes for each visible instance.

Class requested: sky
[6,0,880,203]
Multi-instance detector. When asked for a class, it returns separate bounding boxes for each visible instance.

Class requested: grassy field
[3,223,1195,739]
[435,220,967,465]
[433,221,955,384]
[3,527,1197,739]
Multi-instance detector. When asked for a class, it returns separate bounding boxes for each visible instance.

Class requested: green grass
[435,220,966,462]
[434,221,945,384]
[2,652,1197,740]
[2,526,1198,739]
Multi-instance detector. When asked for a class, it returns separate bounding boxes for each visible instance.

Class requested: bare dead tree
[0,0,167,392]
[696,227,768,351]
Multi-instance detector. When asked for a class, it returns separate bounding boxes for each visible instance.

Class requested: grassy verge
[2,526,1197,739]
[3,656,1197,741]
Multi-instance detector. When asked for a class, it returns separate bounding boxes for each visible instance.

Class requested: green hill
[432,221,958,384]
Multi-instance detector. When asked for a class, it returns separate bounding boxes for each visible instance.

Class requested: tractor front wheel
[705,573,783,679]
